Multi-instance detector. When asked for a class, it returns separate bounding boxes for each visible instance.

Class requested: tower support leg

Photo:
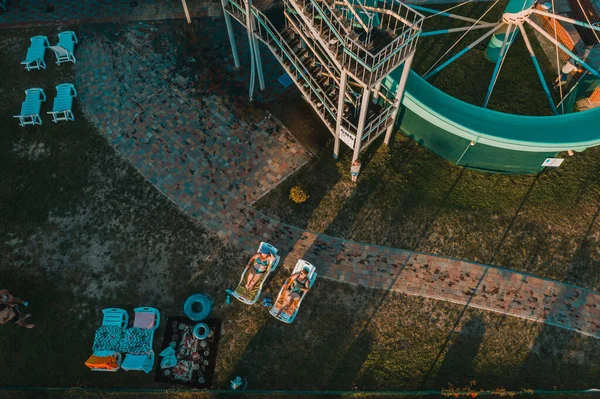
[353,86,372,162]
[385,51,414,146]
[181,0,192,23]
[244,0,257,100]
[253,35,265,91]
[334,70,348,159]
[221,0,240,69]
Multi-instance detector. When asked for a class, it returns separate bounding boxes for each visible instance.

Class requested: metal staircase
[221,0,423,160]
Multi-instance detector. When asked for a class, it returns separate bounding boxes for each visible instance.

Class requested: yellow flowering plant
[289,186,309,203]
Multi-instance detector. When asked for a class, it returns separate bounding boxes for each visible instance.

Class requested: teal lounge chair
[270,259,317,324]
[121,307,160,373]
[48,83,77,123]
[21,36,50,71]
[13,88,46,127]
[227,242,280,305]
[87,308,129,372]
[101,308,129,327]
[50,31,78,65]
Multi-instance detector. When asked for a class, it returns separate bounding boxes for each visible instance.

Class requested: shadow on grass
[320,138,387,239]
[411,167,466,252]
[227,296,374,391]
[418,269,489,389]
[433,316,485,389]
[487,172,542,265]
[564,201,600,285]
[515,201,600,390]
[0,266,97,386]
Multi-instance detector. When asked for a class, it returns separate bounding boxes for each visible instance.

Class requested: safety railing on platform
[284,10,358,106]
[318,0,354,37]
[255,10,339,112]
[288,0,347,58]
[225,0,406,143]
[340,0,375,34]
[341,115,359,137]
[361,102,394,144]
[341,0,423,84]
[288,0,423,86]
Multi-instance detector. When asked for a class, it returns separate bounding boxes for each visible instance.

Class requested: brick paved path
[0,0,220,28]
[71,21,600,338]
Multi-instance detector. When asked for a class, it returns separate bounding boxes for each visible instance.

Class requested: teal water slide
[382,66,600,173]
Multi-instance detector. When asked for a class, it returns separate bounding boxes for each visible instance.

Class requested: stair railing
[251,7,341,119]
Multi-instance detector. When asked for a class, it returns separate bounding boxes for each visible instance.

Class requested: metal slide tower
[220,0,424,160]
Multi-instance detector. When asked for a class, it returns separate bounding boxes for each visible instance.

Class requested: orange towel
[85,354,118,370]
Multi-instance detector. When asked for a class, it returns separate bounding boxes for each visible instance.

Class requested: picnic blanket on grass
[155,317,221,389]
[92,326,153,353]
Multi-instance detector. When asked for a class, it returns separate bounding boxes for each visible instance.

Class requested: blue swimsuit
[291,276,308,295]
[253,258,269,274]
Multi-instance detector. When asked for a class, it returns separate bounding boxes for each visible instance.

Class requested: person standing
[553,58,582,89]
[350,160,361,182]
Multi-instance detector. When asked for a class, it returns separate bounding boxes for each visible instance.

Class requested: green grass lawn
[1,19,600,399]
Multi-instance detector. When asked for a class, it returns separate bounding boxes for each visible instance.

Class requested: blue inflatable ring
[184,294,212,321]
[193,323,210,340]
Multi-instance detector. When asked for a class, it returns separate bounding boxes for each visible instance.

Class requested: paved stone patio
[0,0,220,28]
[4,5,599,339]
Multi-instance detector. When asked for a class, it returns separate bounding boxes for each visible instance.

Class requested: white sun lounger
[14,88,46,127]
[21,36,50,71]
[270,259,317,324]
[50,31,78,65]
[47,83,77,123]
[227,242,280,305]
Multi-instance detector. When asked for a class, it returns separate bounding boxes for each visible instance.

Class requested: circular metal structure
[381,0,600,173]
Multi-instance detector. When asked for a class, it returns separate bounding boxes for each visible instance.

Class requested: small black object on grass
[46,5,55,12]
[130,1,138,7]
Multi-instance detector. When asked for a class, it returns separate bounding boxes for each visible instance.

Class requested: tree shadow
[516,201,600,390]
[411,167,466,251]
[328,330,374,390]
[563,201,600,288]
[433,316,486,389]
[487,172,542,265]
[419,267,489,389]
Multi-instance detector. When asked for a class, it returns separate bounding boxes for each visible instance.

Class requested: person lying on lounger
[244,248,276,292]
[275,267,310,317]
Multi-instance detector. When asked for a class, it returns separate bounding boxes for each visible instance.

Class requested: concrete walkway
[70,20,600,339]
